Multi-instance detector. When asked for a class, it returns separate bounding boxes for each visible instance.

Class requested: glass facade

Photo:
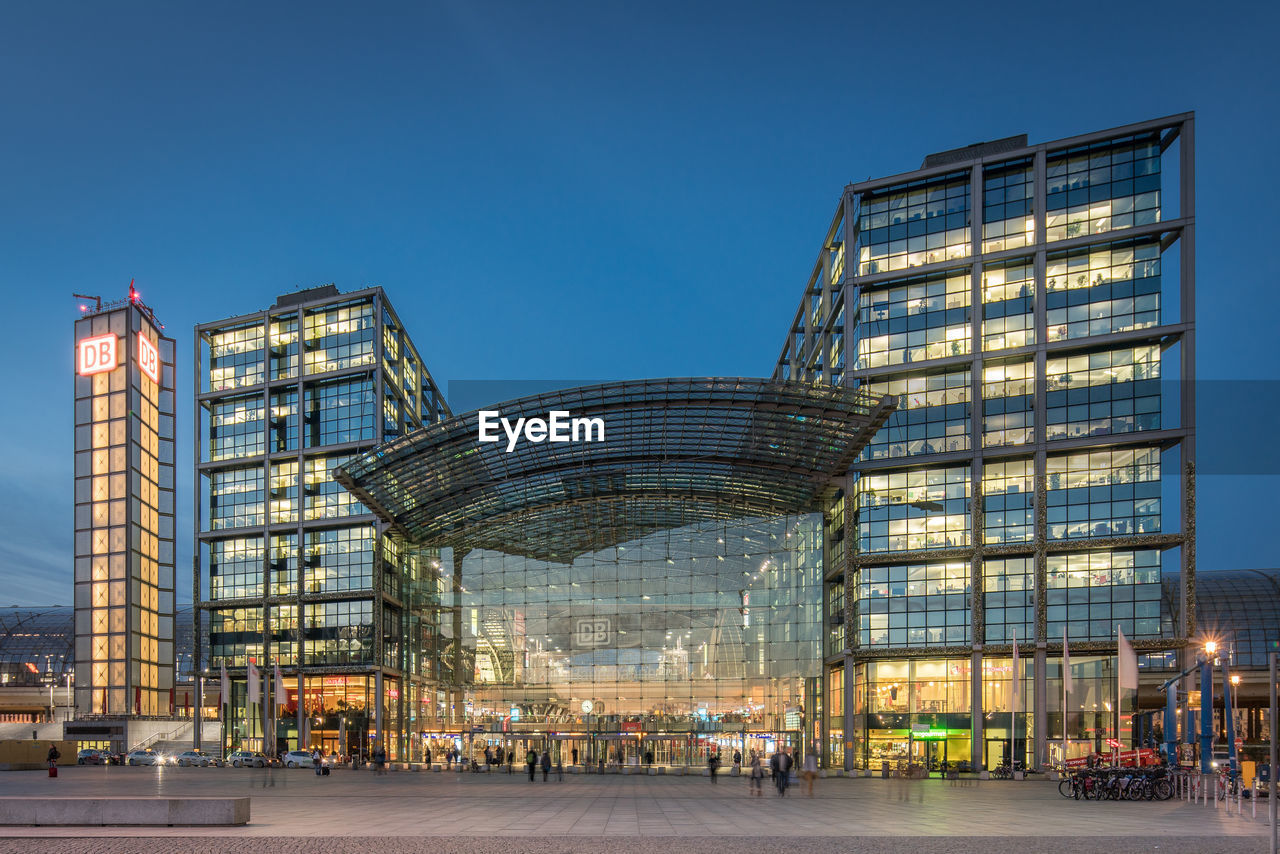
[448,515,823,765]
[196,286,449,760]
[73,301,176,717]
[775,114,1194,770]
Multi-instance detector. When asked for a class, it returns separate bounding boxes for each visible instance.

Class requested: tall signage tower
[72,287,177,716]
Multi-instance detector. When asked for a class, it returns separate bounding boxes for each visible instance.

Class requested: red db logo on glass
[77,334,118,376]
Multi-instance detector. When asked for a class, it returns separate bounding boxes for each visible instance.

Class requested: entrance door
[985,738,1011,770]
[912,739,944,773]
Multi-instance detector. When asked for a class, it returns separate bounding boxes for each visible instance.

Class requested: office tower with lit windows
[72,289,177,717]
[194,285,450,759]
[774,114,1195,772]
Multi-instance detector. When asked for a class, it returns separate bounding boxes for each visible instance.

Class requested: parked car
[126,749,161,766]
[76,748,106,765]
[282,750,315,768]
[174,749,220,767]
[226,750,268,768]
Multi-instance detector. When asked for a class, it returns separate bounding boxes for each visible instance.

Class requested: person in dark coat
[527,748,538,781]
[540,749,552,781]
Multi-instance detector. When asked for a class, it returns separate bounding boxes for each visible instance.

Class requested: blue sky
[0,0,1276,605]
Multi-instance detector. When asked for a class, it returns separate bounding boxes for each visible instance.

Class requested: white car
[175,749,219,767]
[126,749,161,766]
[226,750,268,768]
[282,750,315,768]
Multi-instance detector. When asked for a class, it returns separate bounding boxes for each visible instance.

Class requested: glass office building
[72,292,177,717]
[772,114,1196,771]
[337,378,894,766]
[194,285,449,759]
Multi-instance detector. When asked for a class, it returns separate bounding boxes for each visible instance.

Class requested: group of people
[525,748,563,781]
[742,747,818,797]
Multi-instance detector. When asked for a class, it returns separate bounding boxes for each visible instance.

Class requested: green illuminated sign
[912,728,962,740]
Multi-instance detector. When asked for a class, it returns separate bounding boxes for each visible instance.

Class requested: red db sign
[77,334,118,376]
[137,332,159,383]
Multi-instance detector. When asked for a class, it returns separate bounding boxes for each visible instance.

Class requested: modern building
[772,114,1196,771]
[193,284,449,759]
[72,289,177,718]
[336,378,895,766]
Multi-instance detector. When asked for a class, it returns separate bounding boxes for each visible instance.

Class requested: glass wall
[442,514,823,766]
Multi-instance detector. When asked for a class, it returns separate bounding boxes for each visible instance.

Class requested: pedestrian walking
[771,748,792,796]
[733,749,741,772]
[803,749,818,797]
[527,748,538,781]
[571,747,579,766]
[424,747,432,767]
[708,752,720,784]
[540,749,551,782]
[46,743,60,778]
[313,748,323,776]
[485,745,493,770]
[644,748,653,768]
[555,755,564,781]
[749,751,763,797]
[507,747,514,774]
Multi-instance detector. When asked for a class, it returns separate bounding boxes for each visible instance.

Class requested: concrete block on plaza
[165,798,250,826]
[648,767,657,775]
[0,797,249,827]
[667,766,683,776]
[729,766,740,776]
[431,763,442,772]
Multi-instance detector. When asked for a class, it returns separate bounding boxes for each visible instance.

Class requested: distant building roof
[0,605,201,684]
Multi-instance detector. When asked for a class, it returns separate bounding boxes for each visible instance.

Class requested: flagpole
[1062,626,1074,772]
[1011,629,1018,772]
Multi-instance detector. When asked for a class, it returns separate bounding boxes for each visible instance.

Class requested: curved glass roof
[1167,569,1280,668]
[337,378,895,561]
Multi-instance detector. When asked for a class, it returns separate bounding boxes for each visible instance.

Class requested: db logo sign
[137,332,160,383]
[575,618,610,647]
[77,334,118,376]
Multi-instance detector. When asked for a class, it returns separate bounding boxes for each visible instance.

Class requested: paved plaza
[0,766,1269,853]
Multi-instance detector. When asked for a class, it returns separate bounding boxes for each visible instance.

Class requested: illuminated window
[863,370,969,460]
[855,466,970,552]
[1045,345,1160,440]
[1047,549,1162,640]
[982,159,1034,253]
[1047,239,1161,341]
[857,174,970,275]
[856,270,971,369]
[984,557,1034,643]
[982,360,1034,447]
[1046,447,1160,540]
[981,259,1034,350]
[1046,135,1160,242]
[982,460,1033,544]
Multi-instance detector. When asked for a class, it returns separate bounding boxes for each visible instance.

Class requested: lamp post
[194,669,206,750]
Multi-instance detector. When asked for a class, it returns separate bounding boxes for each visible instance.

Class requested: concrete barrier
[0,797,249,826]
